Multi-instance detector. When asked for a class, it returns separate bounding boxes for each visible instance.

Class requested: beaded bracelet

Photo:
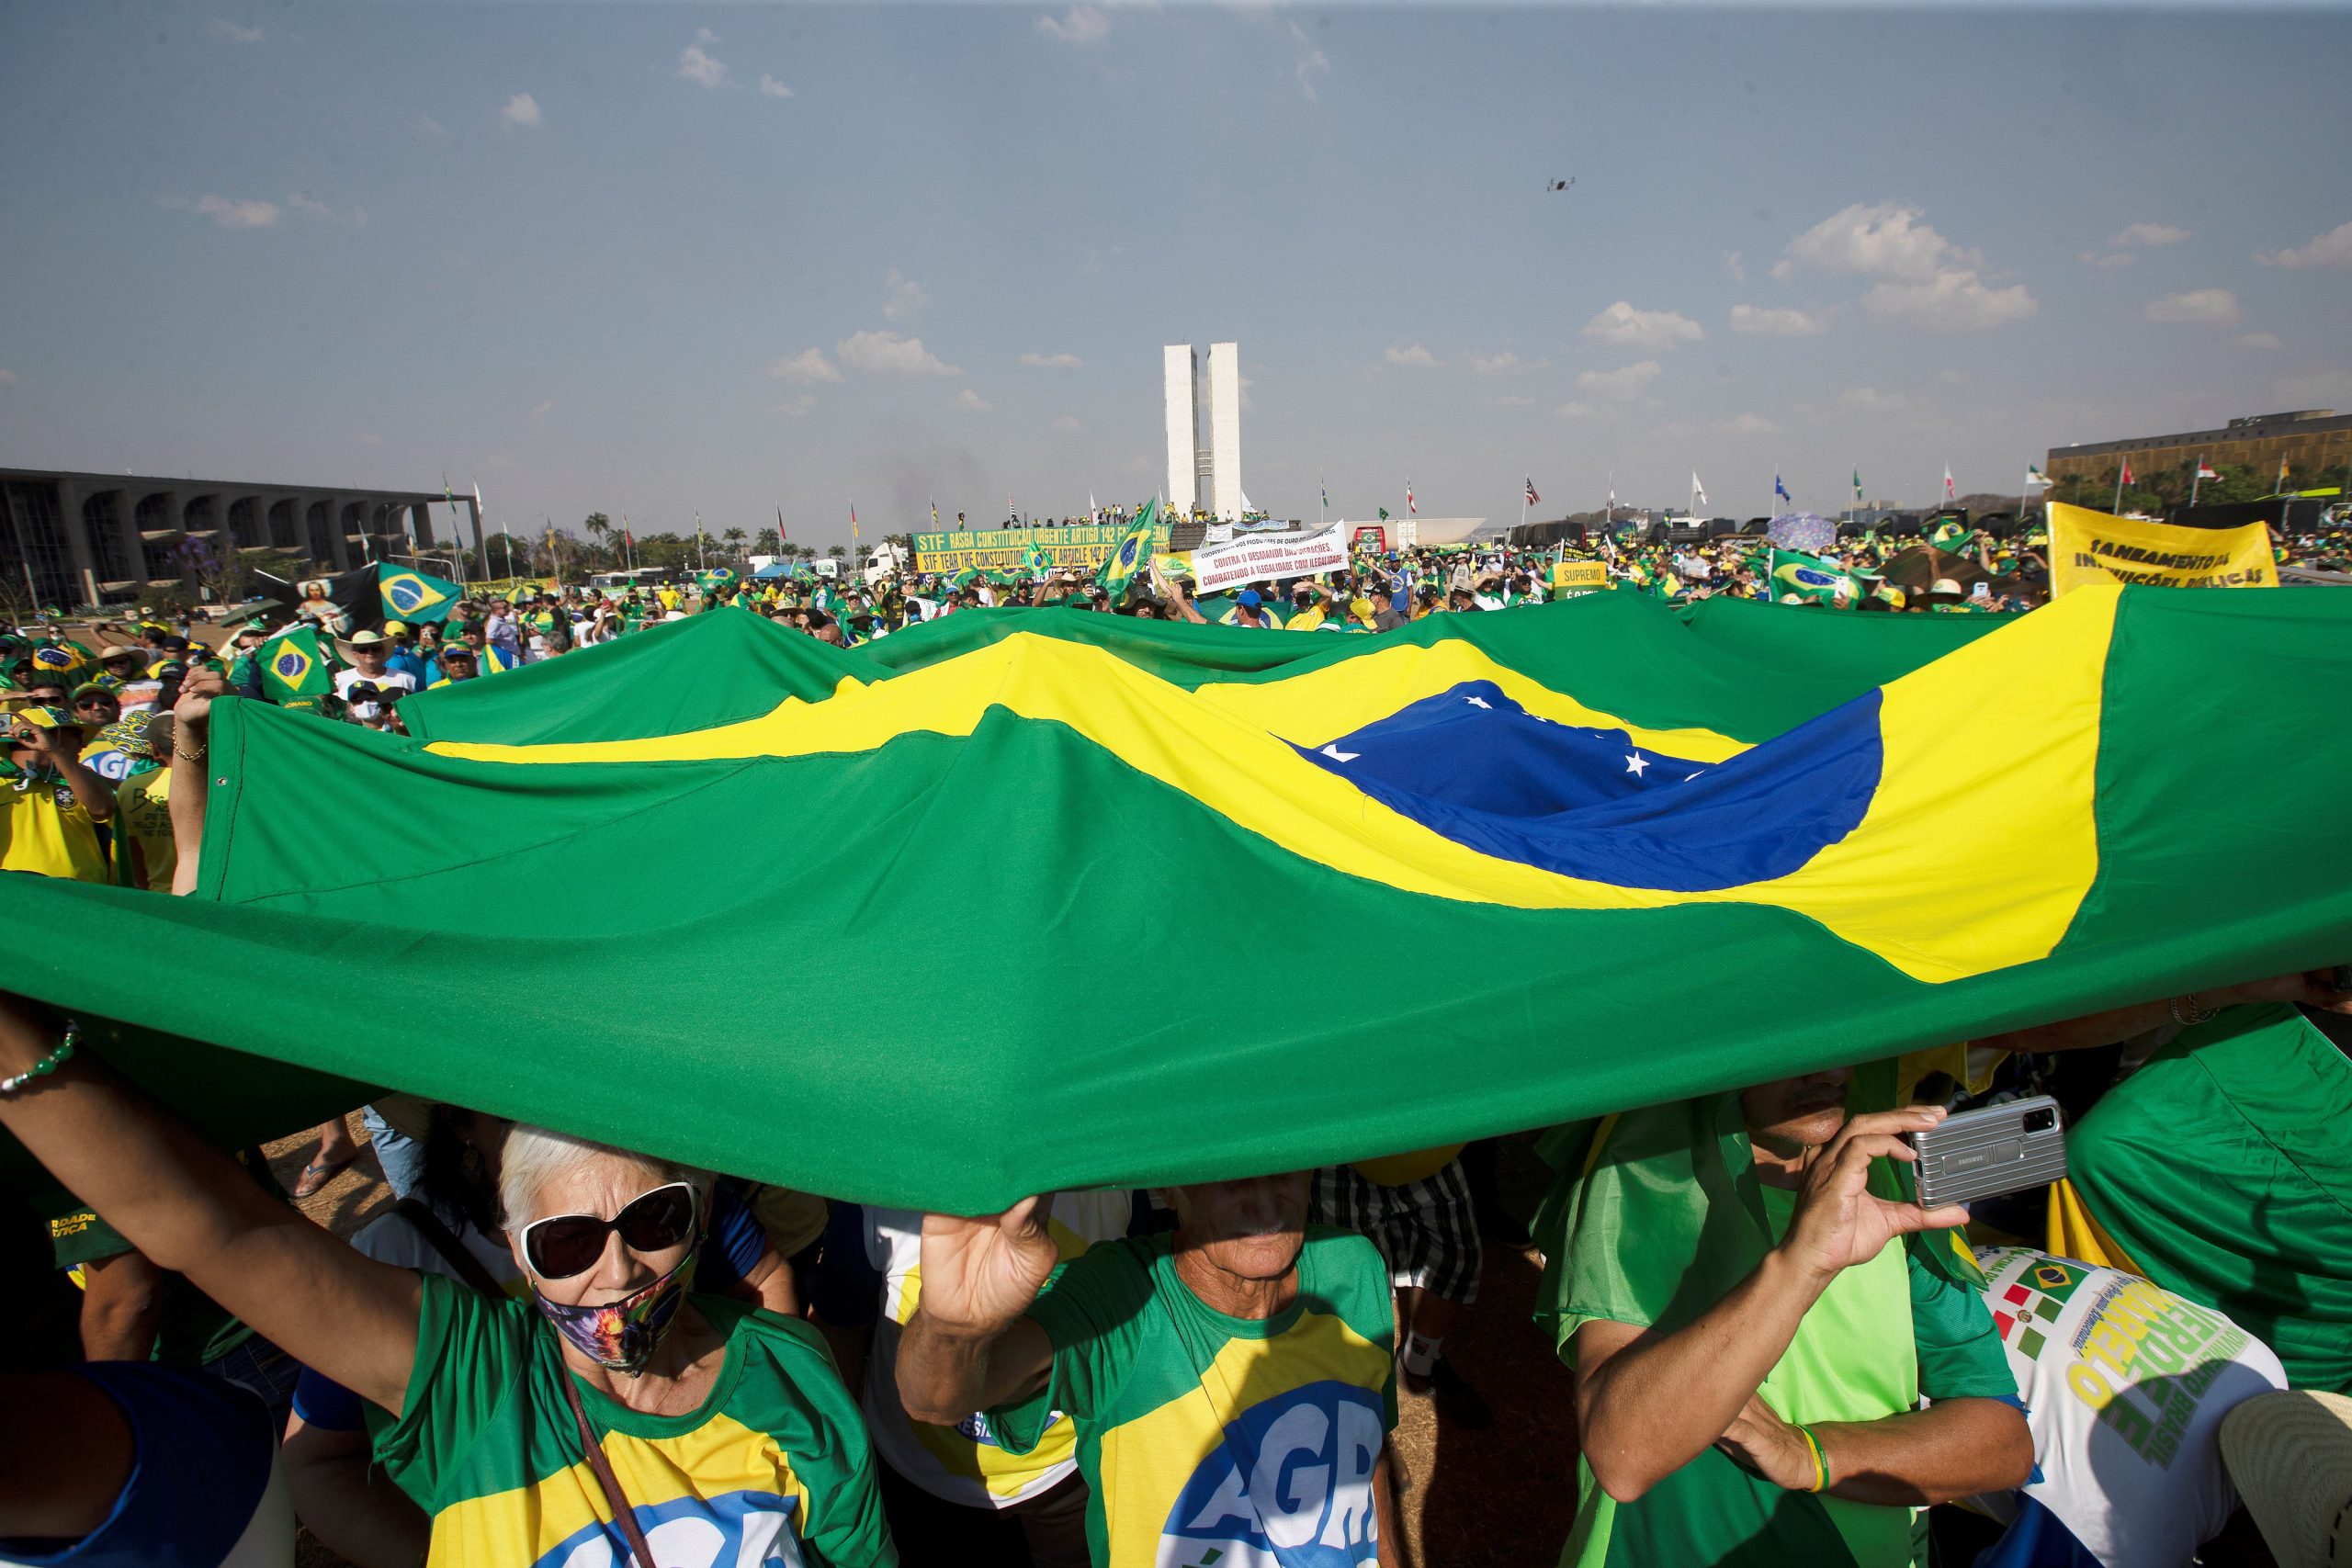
[0,1021,77,1093]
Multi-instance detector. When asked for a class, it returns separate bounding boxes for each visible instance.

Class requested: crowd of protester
[0,533,2348,1568]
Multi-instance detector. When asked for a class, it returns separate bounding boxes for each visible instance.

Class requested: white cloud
[2261,220,2352,270]
[1022,351,1084,369]
[1574,360,1662,401]
[1555,400,1599,420]
[1036,6,1111,44]
[1491,393,1536,408]
[1782,200,1973,281]
[2234,332,2283,350]
[413,113,448,137]
[1385,343,1438,368]
[2109,222,2189,248]
[1836,386,1911,413]
[1862,274,2037,333]
[287,192,365,225]
[526,400,554,430]
[768,347,842,384]
[1053,414,1086,433]
[1721,250,1746,284]
[168,194,279,229]
[771,395,817,417]
[1782,200,2034,334]
[695,27,719,43]
[1729,304,1829,337]
[757,74,792,98]
[953,389,992,412]
[882,268,931,322]
[207,18,263,43]
[837,330,960,377]
[2080,251,2136,272]
[2274,369,2352,408]
[2144,288,2241,324]
[1722,412,1780,435]
[1286,21,1330,102]
[677,44,730,89]
[1470,351,1547,375]
[1581,301,1702,350]
[501,93,540,128]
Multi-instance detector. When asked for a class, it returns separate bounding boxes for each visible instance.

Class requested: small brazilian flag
[1021,537,1053,580]
[378,563,460,624]
[260,626,332,704]
[1928,519,1976,554]
[1093,498,1158,600]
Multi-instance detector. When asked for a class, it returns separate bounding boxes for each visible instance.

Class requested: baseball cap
[382,620,410,637]
[69,682,113,701]
[1237,590,1262,608]
[14,704,75,732]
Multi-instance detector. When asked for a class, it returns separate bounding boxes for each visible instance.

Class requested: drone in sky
[1546,177,1575,192]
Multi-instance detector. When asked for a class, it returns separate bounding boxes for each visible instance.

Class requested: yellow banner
[1552,560,1609,595]
[2046,502,2278,596]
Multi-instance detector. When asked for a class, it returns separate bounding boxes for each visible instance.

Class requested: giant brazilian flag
[2,586,2348,1212]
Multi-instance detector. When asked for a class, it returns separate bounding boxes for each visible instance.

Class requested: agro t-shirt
[1966,1247,2285,1568]
[112,767,174,891]
[989,1226,1396,1568]
[371,1274,895,1568]
[861,1193,1134,1509]
[0,773,107,883]
[1558,1184,2018,1568]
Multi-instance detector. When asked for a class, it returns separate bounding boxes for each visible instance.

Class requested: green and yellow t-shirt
[991,1227,1396,1567]
[373,1274,896,1568]
[0,772,107,883]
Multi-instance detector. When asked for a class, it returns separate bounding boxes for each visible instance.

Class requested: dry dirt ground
[272,1114,1580,1568]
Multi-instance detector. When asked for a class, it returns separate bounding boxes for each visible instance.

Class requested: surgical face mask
[531,1245,699,1374]
[350,701,384,722]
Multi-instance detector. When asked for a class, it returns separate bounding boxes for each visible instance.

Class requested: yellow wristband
[1795,1424,1829,1493]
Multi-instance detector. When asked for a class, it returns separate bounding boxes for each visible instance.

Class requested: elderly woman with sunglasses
[0,995,897,1568]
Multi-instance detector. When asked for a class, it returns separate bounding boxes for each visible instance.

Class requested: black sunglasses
[519,1181,698,1280]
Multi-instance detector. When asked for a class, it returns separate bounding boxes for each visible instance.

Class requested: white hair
[497,1124,717,1232]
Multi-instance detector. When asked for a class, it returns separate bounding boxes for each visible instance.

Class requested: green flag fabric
[2053,1003,2352,1394]
[3,586,2348,1213]
[255,626,332,704]
[1768,548,1880,607]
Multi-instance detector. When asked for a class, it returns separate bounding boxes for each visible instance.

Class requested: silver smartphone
[1905,1096,2067,1210]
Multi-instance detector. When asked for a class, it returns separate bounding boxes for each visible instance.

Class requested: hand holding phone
[1904,1097,2067,1210]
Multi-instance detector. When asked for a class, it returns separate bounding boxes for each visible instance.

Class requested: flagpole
[2189,457,2201,509]
[2113,463,2126,516]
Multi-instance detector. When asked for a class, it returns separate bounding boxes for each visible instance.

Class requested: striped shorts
[1310,1158,1483,1304]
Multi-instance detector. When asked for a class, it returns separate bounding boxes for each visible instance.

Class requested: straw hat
[2220,1389,2352,1567]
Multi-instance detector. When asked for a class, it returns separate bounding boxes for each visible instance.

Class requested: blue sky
[3,3,2348,545]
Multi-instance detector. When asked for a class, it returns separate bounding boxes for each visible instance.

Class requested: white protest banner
[1192,525,1351,593]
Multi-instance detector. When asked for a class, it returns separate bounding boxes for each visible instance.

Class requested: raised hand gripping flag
[378,563,460,625]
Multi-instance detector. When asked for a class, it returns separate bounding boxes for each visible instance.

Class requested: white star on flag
[1624,752,1649,777]
[1464,695,1492,709]
[1319,742,1359,762]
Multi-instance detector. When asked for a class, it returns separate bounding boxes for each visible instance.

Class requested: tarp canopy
[6,587,2349,1213]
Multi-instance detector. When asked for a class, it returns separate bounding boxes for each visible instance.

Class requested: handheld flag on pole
[258,626,332,705]
[378,562,461,625]
[1093,498,1158,600]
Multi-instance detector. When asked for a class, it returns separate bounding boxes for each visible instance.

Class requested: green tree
[827,544,847,560]
[722,527,749,564]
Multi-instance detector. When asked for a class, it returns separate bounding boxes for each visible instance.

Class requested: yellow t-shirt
[1,778,108,883]
[113,768,175,891]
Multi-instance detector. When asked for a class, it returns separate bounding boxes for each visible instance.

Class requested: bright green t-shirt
[990,1227,1396,1567]
[1558,1189,2014,1568]
[372,1273,897,1568]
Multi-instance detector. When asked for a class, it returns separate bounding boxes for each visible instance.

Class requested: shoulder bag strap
[393,1198,506,1300]
[556,1367,659,1568]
